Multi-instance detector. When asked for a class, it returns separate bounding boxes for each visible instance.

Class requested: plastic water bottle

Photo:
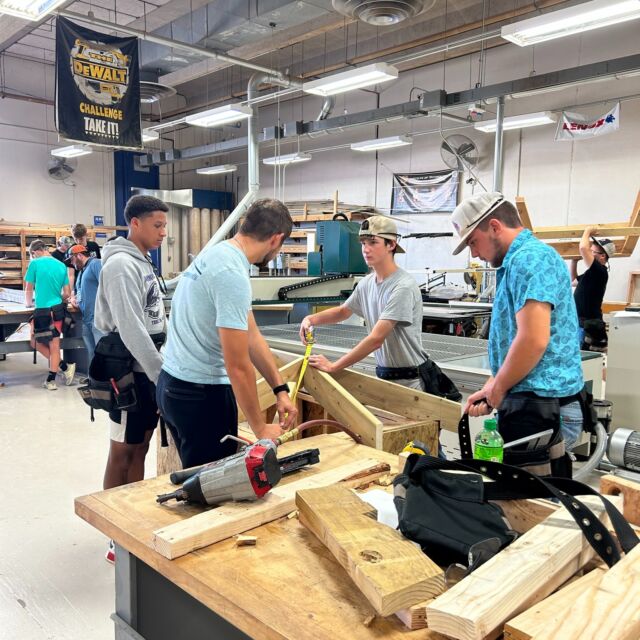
[473,418,504,462]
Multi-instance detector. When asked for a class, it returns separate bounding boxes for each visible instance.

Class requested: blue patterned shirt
[489,229,583,397]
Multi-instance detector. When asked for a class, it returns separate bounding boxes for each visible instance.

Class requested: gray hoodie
[94,237,165,383]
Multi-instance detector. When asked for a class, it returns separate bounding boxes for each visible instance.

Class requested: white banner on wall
[555,103,620,141]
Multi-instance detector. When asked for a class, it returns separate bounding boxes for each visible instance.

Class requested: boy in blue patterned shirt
[450,192,584,450]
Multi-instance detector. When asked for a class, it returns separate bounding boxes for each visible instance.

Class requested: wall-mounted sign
[55,16,141,149]
[391,170,459,215]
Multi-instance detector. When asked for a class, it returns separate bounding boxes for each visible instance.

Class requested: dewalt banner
[55,17,141,149]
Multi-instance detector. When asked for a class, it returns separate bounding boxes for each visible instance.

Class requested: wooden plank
[395,599,433,630]
[529,544,640,640]
[600,474,640,526]
[303,366,382,448]
[332,368,461,433]
[534,225,640,239]
[547,238,627,259]
[280,245,308,254]
[381,420,439,456]
[152,456,390,559]
[504,569,606,640]
[425,495,612,640]
[515,197,533,230]
[296,485,444,616]
[620,189,640,256]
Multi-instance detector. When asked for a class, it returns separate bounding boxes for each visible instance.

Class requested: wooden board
[303,366,382,448]
[529,544,640,640]
[515,197,533,230]
[600,474,640,526]
[425,495,612,640]
[74,434,450,640]
[296,485,444,616]
[332,368,461,433]
[503,568,606,640]
[152,456,390,559]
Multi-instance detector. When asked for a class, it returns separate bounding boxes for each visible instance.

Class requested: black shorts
[109,372,159,445]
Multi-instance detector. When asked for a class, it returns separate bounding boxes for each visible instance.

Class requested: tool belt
[394,454,639,577]
[32,303,73,343]
[77,332,165,415]
[376,359,462,402]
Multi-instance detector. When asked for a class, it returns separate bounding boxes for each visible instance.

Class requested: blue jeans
[560,400,583,452]
[82,322,106,369]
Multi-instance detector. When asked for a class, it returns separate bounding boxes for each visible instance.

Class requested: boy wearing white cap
[450,192,585,453]
[299,216,461,402]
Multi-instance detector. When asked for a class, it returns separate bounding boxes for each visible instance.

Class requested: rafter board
[546,238,628,259]
[515,197,533,230]
[303,366,382,449]
[331,368,461,433]
[296,485,444,616]
[529,544,640,640]
[425,495,612,640]
[533,225,640,239]
[237,357,303,423]
[152,456,389,559]
[503,568,606,640]
[600,474,640,526]
[620,189,640,256]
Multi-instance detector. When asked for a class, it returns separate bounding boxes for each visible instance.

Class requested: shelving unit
[0,223,127,286]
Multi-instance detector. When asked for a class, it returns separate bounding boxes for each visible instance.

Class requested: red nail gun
[156,441,320,507]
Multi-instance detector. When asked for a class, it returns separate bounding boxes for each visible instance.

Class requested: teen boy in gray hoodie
[94,195,168,561]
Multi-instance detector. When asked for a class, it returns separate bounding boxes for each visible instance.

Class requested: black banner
[391,170,459,215]
[55,16,141,149]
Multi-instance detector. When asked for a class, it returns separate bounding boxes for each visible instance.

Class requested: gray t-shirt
[162,242,251,384]
[344,268,427,368]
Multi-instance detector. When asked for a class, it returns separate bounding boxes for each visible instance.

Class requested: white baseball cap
[359,216,405,253]
[592,237,615,260]
[450,192,505,255]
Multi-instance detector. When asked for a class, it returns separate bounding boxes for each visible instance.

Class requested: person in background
[570,227,614,351]
[66,244,104,367]
[24,239,76,390]
[71,223,101,259]
[157,199,297,468]
[51,235,76,292]
[450,192,584,454]
[94,195,168,563]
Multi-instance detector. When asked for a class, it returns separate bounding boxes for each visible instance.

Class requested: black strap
[407,455,639,567]
[458,413,474,459]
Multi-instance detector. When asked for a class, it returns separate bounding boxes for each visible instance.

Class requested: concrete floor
[0,352,157,640]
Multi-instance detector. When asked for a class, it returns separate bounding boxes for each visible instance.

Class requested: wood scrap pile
[295,472,640,640]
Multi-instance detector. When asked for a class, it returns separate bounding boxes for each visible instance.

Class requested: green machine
[308,220,368,276]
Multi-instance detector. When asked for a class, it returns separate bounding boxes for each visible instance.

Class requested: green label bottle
[473,417,504,463]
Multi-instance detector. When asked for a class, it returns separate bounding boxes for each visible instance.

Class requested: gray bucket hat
[450,192,505,255]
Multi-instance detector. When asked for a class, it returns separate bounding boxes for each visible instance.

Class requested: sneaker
[62,362,76,386]
[43,379,57,391]
[105,540,115,564]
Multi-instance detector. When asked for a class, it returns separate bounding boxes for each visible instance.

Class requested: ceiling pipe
[57,9,288,80]
[201,72,301,252]
[492,95,505,192]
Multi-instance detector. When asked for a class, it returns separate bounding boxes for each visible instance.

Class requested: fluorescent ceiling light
[142,129,160,143]
[50,144,93,159]
[185,104,252,128]
[0,0,66,20]
[196,164,238,175]
[351,135,413,152]
[474,111,556,133]
[501,0,640,47]
[263,152,312,166]
[303,63,398,96]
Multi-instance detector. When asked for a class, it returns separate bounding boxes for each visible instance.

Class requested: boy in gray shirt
[300,216,461,401]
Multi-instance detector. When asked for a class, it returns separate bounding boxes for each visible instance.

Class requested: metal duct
[332,0,435,26]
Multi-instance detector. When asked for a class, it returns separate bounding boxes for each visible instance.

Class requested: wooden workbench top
[75,434,437,640]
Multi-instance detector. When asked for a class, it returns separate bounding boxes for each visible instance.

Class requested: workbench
[75,434,424,640]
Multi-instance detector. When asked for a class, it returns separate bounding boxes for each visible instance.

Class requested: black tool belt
[376,364,420,380]
[77,332,165,416]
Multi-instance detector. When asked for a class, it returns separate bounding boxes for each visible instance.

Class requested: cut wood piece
[395,599,433,630]
[153,457,389,559]
[296,485,444,616]
[381,420,439,457]
[235,535,257,547]
[601,474,640,526]
[332,368,461,433]
[425,495,612,640]
[493,498,558,534]
[303,366,382,448]
[529,544,640,640]
[503,568,606,640]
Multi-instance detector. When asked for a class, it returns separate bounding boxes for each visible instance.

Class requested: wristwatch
[272,383,290,396]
